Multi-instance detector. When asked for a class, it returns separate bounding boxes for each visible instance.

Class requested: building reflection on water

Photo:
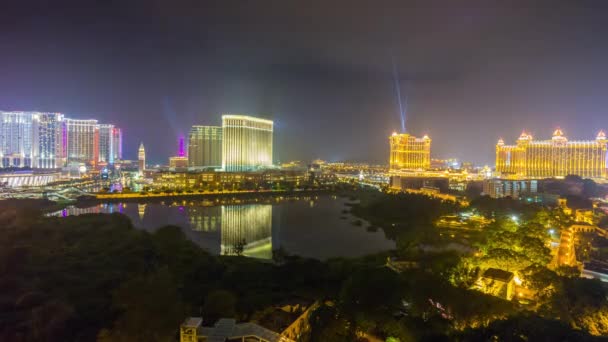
[189,206,220,232]
[138,203,146,221]
[48,202,274,259]
[220,205,272,259]
[45,196,396,260]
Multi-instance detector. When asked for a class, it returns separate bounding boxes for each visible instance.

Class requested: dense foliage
[1,192,606,341]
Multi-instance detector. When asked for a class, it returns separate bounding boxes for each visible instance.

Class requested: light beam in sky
[391,56,406,133]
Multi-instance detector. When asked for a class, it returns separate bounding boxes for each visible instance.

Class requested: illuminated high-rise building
[222,115,273,172]
[32,112,65,169]
[389,132,431,171]
[98,124,118,164]
[0,111,35,167]
[0,111,65,168]
[188,125,222,169]
[496,129,608,179]
[111,127,122,161]
[64,118,99,165]
[138,142,146,174]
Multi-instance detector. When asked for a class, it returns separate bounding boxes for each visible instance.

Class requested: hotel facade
[64,119,99,165]
[98,124,122,164]
[389,132,431,171]
[496,129,608,179]
[188,125,222,169]
[0,111,122,169]
[1,111,65,168]
[222,115,273,172]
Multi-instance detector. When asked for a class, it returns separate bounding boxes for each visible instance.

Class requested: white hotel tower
[0,111,64,168]
[221,114,273,172]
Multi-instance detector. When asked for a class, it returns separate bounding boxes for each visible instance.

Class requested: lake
[49,195,395,260]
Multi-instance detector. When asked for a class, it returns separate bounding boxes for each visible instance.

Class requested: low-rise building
[474,268,515,300]
[180,318,292,342]
[151,170,310,190]
[169,156,189,170]
[575,209,595,225]
[482,179,538,199]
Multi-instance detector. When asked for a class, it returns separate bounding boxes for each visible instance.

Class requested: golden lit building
[169,156,188,169]
[222,114,273,172]
[389,132,431,171]
[496,129,608,179]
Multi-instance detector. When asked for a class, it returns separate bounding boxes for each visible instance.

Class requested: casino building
[389,132,431,171]
[496,129,608,179]
[188,125,222,169]
[222,115,273,172]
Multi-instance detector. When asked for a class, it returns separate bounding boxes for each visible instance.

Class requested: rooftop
[482,268,514,282]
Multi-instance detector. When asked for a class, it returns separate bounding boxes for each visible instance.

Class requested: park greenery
[1,187,607,341]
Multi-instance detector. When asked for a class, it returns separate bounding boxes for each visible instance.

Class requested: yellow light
[513,275,522,285]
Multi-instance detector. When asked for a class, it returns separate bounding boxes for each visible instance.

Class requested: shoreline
[77,188,335,205]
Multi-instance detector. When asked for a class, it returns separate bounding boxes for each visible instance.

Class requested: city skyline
[2,107,606,170]
[0,111,122,168]
[2,2,608,165]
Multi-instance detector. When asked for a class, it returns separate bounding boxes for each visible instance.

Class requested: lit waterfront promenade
[93,188,330,201]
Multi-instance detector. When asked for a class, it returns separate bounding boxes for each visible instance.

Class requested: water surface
[51,196,395,260]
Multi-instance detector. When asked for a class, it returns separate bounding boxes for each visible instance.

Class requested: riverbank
[79,188,334,205]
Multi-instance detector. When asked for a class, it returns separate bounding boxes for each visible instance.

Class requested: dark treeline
[0,194,604,341]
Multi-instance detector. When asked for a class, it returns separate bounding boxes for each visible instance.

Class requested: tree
[544,277,608,336]
[98,268,187,342]
[308,304,356,342]
[457,313,594,341]
[339,267,404,315]
[202,290,237,323]
[520,264,559,300]
[479,248,530,271]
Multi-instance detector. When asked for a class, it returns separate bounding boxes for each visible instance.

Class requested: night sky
[2,1,608,165]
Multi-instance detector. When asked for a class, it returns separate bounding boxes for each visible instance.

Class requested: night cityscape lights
[496,129,608,179]
[0,111,122,169]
